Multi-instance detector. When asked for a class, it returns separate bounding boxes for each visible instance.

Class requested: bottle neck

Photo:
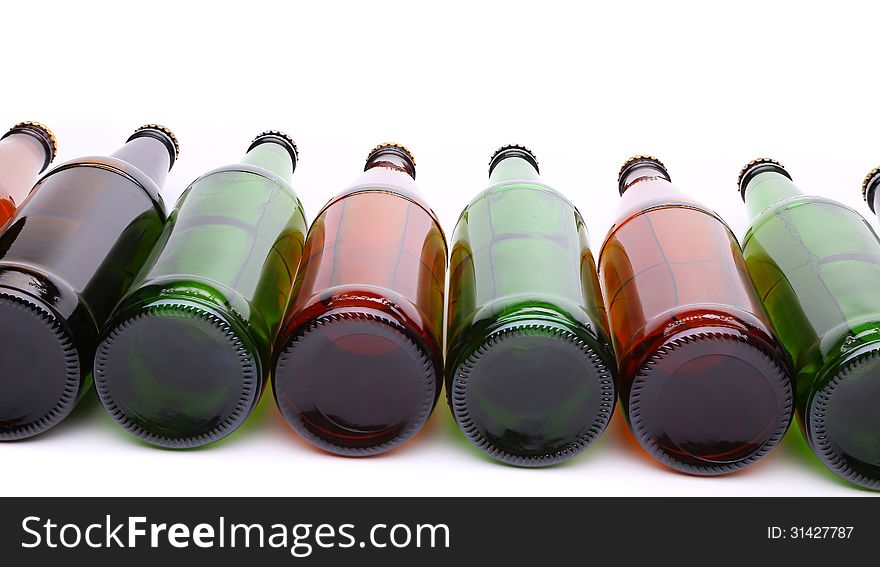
[364,150,415,180]
[0,133,49,204]
[488,156,540,183]
[241,141,294,183]
[744,171,803,219]
[619,164,671,194]
[111,136,171,189]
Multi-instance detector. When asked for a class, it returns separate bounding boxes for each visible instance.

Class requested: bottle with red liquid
[273,143,447,455]
[0,121,56,227]
[597,155,793,474]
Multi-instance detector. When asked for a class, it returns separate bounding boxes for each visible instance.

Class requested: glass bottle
[739,158,880,489]
[94,131,307,448]
[0,121,57,227]
[273,143,447,455]
[0,125,175,440]
[598,156,793,474]
[446,145,615,466]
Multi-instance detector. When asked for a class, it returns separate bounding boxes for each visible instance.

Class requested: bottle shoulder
[455,180,584,232]
[743,194,875,244]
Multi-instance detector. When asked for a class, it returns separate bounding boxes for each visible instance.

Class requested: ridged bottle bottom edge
[808,349,880,490]
[450,322,615,467]
[0,292,81,441]
[628,331,793,476]
[274,310,438,457]
[94,301,260,449]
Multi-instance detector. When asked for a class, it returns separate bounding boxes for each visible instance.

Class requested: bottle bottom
[808,349,880,490]
[273,311,439,456]
[94,301,260,449]
[628,331,793,475]
[0,292,81,440]
[451,322,615,467]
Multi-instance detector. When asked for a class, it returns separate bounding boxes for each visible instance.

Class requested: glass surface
[742,170,880,487]
[273,151,447,455]
[446,156,615,466]
[598,168,793,473]
[95,141,307,448]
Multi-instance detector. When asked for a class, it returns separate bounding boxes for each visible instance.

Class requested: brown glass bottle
[597,156,793,474]
[0,122,56,227]
[273,143,447,455]
[0,125,175,439]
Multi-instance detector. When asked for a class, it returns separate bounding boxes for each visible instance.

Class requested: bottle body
[741,162,880,489]
[446,148,615,466]
[0,127,174,439]
[95,134,306,448]
[598,158,793,474]
[273,145,446,455]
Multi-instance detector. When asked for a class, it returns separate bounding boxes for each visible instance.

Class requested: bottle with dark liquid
[94,131,306,448]
[273,143,447,455]
[598,156,793,474]
[446,145,615,466]
[0,122,57,227]
[0,125,175,440]
[738,159,880,489]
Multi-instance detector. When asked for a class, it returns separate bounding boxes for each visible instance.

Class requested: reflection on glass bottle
[739,158,880,489]
[0,122,56,228]
[0,125,175,439]
[598,156,793,474]
[94,131,307,448]
[273,143,447,455]
[446,145,615,466]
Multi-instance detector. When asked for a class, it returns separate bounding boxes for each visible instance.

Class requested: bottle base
[451,322,615,467]
[808,349,880,490]
[94,301,260,449]
[628,331,793,475]
[0,292,80,440]
[274,310,438,456]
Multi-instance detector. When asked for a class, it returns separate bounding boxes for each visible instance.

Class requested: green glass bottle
[0,125,175,439]
[94,131,307,448]
[740,158,880,489]
[446,145,616,466]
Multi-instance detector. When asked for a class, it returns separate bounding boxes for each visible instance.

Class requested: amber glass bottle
[446,145,615,466]
[273,143,447,455]
[0,122,57,227]
[598,156,793,474]
[95,131,306,448]
[0,125,175,440]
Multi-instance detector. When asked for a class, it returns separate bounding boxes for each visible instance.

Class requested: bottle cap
[488,144,540,175]
[618,155,670,195]
[862,166,880,212]
[128,124,179,167]
[2,121,57,172]
[366,143,416,178]
[248,130,299,170]
[737,158,791,201]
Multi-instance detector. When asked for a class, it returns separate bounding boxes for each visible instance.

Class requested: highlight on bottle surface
[737,158,880,489]
[598,155,794,474]
[0,124,175,440]
[445,144,616,466]
[94,131,307,448]
[272,143,447,456]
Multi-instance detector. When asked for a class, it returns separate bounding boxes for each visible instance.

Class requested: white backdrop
[2,0,878,496]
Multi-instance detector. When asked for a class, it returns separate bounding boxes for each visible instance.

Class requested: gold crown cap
[862,166,880,202]
[737,157,785,189]
[369,142,415,166]
[252,130,298,160]
[618,155,666,182]
[489,144,538,168]
[133,124,179,157]
[12,121,57,162]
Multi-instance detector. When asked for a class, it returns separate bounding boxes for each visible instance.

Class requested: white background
[2,0,878,496]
